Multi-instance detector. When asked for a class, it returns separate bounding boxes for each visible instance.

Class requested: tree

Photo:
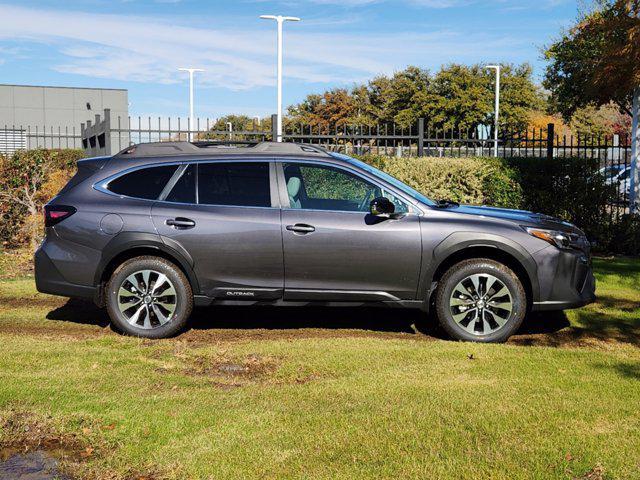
[0,149,80,250]
[527,111,572,141]
[202,115,269,141]
[287,64,544,133]
[544,0,640,119]
[366,66,431,126]
[287,89,359,130]
[570,103,626,137]
[544,0,640,212]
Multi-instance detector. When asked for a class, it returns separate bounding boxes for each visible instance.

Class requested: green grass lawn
[0,256,639,479]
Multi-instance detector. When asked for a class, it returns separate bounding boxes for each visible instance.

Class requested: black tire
[106,256,192,339]
[434,258,526,343]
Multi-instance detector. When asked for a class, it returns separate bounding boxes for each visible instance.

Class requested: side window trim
[269,161,281,208]
[158,163,188,201]
[276,160,414,213]
[152,160,277,208]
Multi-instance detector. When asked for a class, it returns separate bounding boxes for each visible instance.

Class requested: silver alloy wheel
[117,269,177,329]
[449,273,513,335]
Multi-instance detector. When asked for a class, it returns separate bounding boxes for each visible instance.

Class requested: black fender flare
[93,232,200,294]
[419,231,540,306]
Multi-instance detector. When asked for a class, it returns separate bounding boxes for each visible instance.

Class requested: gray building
[0,84,129,154]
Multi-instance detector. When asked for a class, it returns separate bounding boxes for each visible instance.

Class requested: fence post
[417,118,424,157]
[271,114,278,142]
[103,108,112,156]
[546,123,555,160]
[630,87,639,215]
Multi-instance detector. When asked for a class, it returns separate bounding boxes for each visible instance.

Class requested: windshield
[329,152,436,206]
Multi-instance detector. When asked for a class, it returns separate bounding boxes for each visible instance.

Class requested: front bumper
[34,246,96,300]
[531,247,596,311]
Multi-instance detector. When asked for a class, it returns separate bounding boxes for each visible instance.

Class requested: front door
[278,161,422,301]
[151,161,283,300]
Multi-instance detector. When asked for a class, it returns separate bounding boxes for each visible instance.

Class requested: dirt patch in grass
[509,329,621,349]
[0,412,86,479]
[510,321,640,349]
[179,326,430,345]
[186,352,279,379]
[0,324,110,340]
[575,464,605,480]
[152,351,281,388]
[0,411,162,480]
[0,295,66,309]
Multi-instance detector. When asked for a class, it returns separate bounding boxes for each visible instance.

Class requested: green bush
[354,154,636,255]
[609,214,640,256]
[354,155,523,208]
[0,149,83,249]
[0,149,636,256]
[506,156,620,249]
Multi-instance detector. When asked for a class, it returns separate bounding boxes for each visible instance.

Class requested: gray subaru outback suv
[35,141,595,342]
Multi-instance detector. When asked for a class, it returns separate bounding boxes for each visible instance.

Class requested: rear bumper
[531,248,596,311]
[34,247,96,300]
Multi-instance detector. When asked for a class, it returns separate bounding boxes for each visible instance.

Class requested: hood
[447,204,584,234]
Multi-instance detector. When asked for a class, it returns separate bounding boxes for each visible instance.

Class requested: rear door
[151,160,284,300]
[278,161,422,301]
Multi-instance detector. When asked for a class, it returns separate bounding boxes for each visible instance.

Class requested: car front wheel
[435,258,526,343]
[106,256,193,339]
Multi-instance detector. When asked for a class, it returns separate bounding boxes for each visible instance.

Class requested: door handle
[286,223,315,234]
[166,217,196,229]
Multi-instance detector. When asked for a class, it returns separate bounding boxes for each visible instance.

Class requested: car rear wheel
[435,258,526,343]
[106,256,192,338]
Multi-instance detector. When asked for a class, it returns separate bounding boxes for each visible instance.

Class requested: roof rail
[114,141,331,158]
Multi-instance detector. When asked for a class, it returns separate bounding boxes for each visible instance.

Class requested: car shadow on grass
[189,305,426,335]
[42,291,638,346]
[45,300,577,343]
[510,295,640,348]
[45,299,110,328]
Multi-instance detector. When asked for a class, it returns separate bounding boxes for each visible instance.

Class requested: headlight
[525,227,571,249]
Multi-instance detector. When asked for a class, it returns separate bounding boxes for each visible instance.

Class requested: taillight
[44,205,76,227]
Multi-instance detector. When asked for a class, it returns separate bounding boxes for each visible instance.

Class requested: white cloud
[0,4,534,90]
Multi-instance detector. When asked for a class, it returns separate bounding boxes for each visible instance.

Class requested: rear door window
[107,165,178,200]
[198,162,271,207]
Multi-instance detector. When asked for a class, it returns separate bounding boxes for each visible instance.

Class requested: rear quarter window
[107,165,178,200]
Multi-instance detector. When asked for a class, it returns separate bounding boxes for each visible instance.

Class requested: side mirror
[370,196,395,216]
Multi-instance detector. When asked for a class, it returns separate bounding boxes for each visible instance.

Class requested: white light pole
[486,65,501,157]
[178,67,204,141]
[226,121,233,140]
[260,14,301,142]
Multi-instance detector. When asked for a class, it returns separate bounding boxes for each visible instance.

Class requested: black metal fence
[1,110,634,218]
[76,110,632,159]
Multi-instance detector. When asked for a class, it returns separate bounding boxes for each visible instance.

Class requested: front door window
[283,163,408,213]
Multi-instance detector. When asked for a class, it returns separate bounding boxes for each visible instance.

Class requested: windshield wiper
[435,199,460,208]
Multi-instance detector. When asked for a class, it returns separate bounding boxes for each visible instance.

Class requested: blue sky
[0,0,582,120]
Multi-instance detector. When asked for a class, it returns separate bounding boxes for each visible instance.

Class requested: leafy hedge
[355,155,523,208]
[355,154,639,255]
[0,149,638,256]
[0,149,82,250]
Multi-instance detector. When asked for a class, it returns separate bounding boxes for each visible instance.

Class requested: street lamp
[178,67,204,141]
[260,14,301,142]
[486,65,501,158]
[226,121,233,140]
